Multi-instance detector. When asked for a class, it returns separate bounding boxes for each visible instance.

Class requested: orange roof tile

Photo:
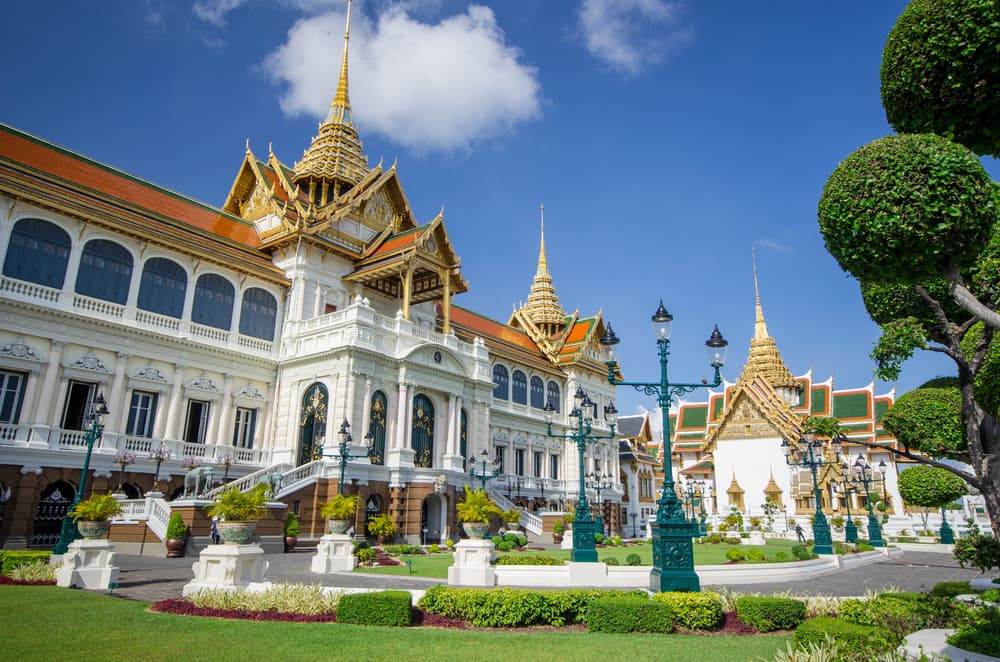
[0,124,261,248]
[450,306,540,354]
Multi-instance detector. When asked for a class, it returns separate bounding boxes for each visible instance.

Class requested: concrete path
[107,546,982,603]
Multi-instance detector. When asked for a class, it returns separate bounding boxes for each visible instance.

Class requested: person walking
[795,523,805,543]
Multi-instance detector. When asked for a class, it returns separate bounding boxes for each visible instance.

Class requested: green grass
[2,585,791,661]
[358,540,804,579]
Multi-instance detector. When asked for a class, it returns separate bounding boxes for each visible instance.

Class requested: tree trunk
[959,376,1000,539]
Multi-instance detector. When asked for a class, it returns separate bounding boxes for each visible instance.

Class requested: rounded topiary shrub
[881,0,1000,158]
[736,596,806,632]
[653,591,724,631]
[818,133,997,285]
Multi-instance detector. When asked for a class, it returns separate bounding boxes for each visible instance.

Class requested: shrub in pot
[455,486,503,539]
[164,512,188,557]
[283,512,300,552]
[320,494,359,534]
[69,493,124,540]
[204,483,271,544]
[552,519,565,542]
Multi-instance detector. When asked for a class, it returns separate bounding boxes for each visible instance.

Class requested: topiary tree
[897,465,968,531]
[817,0,1000,537]
[881,0,1000,158]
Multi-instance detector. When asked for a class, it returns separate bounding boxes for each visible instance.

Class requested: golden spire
[521,204,566,336]
[293,0,369,193]
[739,250,799,395]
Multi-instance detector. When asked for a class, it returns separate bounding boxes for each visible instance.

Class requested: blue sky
[3,1,997,416]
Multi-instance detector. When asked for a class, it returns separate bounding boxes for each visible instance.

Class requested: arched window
[460,409,468,471]
[4,218,71,289]
[137,257,187,318]
[239,287,277,341]
[412,394,434,468]
[298,382,328,466]
[547,381,561,412]
[75,239,133,304]
[512,370,527,404]
[530,376,545,409]
[369,390,387,466]
[191,273,234,330]
[492,365,509,400]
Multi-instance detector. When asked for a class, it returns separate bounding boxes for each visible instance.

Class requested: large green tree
[817,0,1000,536]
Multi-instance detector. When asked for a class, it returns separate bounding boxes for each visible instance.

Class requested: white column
[394,381,407,450]
[445,394,456,455]
[105,353,129,432]
[253,383,271,450]
[345,372,357,427]
[21,368,40,426]
[124,257,143,315]
[360,377,372,439]
[60,242,85,304]
[404,384,415,450]
[35,341,64,425]
[216,374,234,446]
[313,281,323,318]
[163,364,185,441]
[454,395,463,455]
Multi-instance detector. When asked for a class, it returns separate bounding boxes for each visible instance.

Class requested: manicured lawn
[358,539,805,579]
[2,585,791,661]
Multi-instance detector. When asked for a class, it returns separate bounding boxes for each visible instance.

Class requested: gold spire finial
[753,247,768,342]
[519,204,566,336]
[327,0,353,125]
[739,251,798,392]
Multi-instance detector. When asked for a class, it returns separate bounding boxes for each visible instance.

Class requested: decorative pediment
[704,375,801,452]
[0,338,41,362]
[133,364,167,383]
[70,351,109,372]
[235,384,265,399]
[187,374,219,392]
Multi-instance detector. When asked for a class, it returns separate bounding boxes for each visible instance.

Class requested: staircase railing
[204,463,290,499]
[275,461,323,498]
[487,482,542,535]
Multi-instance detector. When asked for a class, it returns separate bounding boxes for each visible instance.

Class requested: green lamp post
[586,471,615,536]
[852,456,886,547]
[837,474,858,544]
[332,419,373,496]
[543,389,617,562]
[781,433,841,555]
[53,393,110,555]
[469,448,500,491]
[600,302,728,592]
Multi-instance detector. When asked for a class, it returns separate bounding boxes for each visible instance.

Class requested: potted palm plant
[320,494,359,534]
[455,486,503,539]
[283,512,300,553]
[204,483,271,544]
[69,493,123,539]
[367,513,398,544]
[165,512,188,557]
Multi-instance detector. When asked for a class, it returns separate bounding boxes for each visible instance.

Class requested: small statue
[183,466,215,497]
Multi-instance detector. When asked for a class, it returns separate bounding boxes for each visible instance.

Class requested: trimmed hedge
[930,581,973,598]
[336,590,411,626]
[736,596,806,632]
[417,586,647,627]
[795,616,895,661]
[586,597,673,634]
[495,555,562,566]
[652,591,724,631]
[0,551,52,575]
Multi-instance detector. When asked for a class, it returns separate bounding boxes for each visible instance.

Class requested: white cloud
[754,238,793,253]
[577,0,693,76]
[192,0,249,26]
[263,4,542,153]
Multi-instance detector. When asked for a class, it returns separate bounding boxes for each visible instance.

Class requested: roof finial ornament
[752,247,768,341]
[518,203,566,336]
[327,0,354,125]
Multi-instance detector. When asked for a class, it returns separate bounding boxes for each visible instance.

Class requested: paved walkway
[108,546,982,603]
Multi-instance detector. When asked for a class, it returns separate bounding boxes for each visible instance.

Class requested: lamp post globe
[601,303,727,593]
[334,418,373,496]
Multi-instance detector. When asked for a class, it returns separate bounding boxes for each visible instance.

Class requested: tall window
[0,370,27,424]
[492,365,508,400]
[460,409,468,471]
[515,448,525,476]
[232,407,257,448]
[512,370,527,404]
[368,391,387,466]
[495,446,506,474]
[75,239,133,304]
[239,287,277,341]
[137,257,187,318]
[412,394,434,468]
[546,381,561,412]
[183,400,211,443]
[191,274,234,330]
[530,376,544,409]
[550,454,559,480]
[533,451,543,478]
[61,381,97,430]
[125,391,158,437]
[3,218,71,288]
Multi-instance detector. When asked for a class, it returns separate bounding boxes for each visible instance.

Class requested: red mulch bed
[0,576,55,586]
[719,611,758,635]
[150,600,469,628]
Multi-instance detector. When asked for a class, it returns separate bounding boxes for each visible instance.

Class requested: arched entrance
[420,493,446,544]
[32,480,75,547]
[364,494,383,537]
[298,383,328,466]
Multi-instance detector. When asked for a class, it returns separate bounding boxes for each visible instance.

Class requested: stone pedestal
[182,544,268,596]
[447,539,495,587]
[561,530,573,550]
[746,531,766,546]
[56,539,119,590]
[311,534,357,573]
